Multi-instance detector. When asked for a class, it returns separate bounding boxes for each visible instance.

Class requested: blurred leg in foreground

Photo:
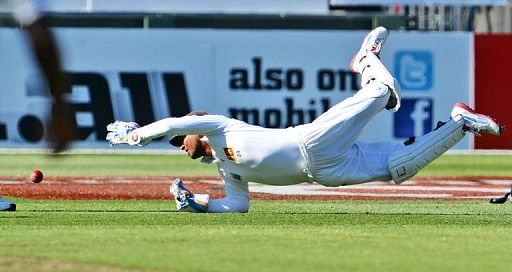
[13,1,75,153]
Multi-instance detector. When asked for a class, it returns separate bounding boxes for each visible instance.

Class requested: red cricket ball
[31,169,44,183]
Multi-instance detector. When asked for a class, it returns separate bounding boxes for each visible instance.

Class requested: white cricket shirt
[137,115,311,186]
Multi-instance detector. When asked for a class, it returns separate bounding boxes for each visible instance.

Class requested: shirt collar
[200,156,215,164]
[199,136,219,164]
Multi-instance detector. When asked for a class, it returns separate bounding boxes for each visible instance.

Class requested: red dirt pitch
[1,175,511,201]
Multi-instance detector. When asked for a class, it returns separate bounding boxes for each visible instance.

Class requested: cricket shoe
[0,198,16,211]
[451,103,503,136]
[350,26,389,73]
[170,179,208,212]
[170,179,191,210]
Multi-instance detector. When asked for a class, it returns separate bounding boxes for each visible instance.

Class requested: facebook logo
[394,98,433,138]
[394,51,433,91]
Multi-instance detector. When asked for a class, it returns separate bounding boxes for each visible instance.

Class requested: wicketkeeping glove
[106,121,147,146]
[170,179,209,212]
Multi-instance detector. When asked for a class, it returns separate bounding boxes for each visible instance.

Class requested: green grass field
[1,153,512,177]
[1,153,512,271]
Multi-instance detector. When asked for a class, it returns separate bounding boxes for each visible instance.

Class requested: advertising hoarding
[0,29,472,149]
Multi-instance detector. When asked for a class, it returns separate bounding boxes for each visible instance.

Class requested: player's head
[180,134,208,159]
[169,111,208,159]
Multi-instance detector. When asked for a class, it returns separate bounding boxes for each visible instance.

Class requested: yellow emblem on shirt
[224,147,235,161]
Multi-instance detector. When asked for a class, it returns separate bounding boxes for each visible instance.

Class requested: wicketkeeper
[107,27,503,213]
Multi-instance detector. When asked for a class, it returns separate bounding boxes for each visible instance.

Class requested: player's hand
[170,179,208,212]
[106,121,143,146]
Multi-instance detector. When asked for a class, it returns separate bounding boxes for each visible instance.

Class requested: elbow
[208,196,250,213]
[228,199,249,213]
[224,199,250,213]
[236,202,250,213]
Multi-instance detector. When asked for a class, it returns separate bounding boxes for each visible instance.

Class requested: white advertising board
[330,0,508,6]
[1,0,328,14]
[0,29,472,149]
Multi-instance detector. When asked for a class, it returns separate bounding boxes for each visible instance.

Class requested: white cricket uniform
[136,51,404,212]
[137,79,402,212]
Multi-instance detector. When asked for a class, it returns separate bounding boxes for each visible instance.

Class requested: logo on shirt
[394,50,433,91]
[224,147,242,161]
[224,147,236,161]
[393,98,433,138]
[230,172,242,181]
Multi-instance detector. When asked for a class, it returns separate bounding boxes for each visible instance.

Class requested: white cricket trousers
[299,80,402,187]
[298,51,404,186]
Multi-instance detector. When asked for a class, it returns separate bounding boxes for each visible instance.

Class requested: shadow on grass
[269,211,512,216]
[23,209,179,213]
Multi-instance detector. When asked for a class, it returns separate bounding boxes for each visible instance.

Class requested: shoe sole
[349,27,389,72]
[349,32,372,72]
[170,180,189,197]
[452,103,503,136]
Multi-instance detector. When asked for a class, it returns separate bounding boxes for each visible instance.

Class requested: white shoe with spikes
[349,26,389,74]
[450,103,503,136]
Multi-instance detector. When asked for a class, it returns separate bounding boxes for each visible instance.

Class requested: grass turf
[0,153,511,177]
[0,153,218,177]
[1,199,511,272]
[1,153,512,271]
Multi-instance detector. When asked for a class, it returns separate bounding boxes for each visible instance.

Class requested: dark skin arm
[24,17,74,153]
[24,17,61,99]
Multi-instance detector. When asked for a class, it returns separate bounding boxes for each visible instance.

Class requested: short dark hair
[168,111,207,147]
